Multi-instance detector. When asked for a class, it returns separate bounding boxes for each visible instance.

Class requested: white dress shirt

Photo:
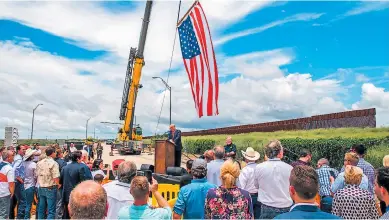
[103,180,134,220]
[238,162,258,194]
[254,158,293,208]
[69,146,77,153]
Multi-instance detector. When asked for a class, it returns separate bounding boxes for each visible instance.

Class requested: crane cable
[153,0,182,136]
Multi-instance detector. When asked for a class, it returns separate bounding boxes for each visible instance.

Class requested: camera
[136,170,152,184]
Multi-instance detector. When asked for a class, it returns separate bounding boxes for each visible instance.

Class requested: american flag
[177,1,219,118]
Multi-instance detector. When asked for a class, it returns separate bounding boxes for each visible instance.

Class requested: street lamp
[152,76,172,125]
[31,103,43,140]
[100,121,123,125]
[86,117,92,140]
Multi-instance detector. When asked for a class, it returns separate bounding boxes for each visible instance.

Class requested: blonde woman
[332,165,379,219]
[204,159,253,219]
[383,155,389,167]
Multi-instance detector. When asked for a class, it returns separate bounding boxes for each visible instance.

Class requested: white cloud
[352,83,389,127]
[0,1,273,61]
[0,1,387,140]
[218,48,295,79]
[0,39,356,139]
[215,13,324,45]
[355,73,370,83]
[343,1,389,17]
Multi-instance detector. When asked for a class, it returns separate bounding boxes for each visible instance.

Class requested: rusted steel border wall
[144,108,376,138]
[181,108,376,137]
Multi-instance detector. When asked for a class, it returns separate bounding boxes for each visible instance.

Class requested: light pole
[31,103,43,140]
[86,117,91,140]
[152,76,171,125]
[100,121,123,125]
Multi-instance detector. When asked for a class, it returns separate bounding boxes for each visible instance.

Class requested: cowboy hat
[241,147,260,161]
[23,148,37,161]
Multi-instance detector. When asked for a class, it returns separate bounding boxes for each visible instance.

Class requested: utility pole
[31,103,43,140]
[86,117,91,140]
[94,127,96,139]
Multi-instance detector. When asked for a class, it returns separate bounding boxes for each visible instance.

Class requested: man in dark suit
[167,124,182,167]
[274,165,340,219]
[60,150,92,219]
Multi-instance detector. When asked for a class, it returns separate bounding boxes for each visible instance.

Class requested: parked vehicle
[116,141,142,155]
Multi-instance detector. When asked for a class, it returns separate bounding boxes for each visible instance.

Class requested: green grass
[182,127,389,145]
[180,127,389,168]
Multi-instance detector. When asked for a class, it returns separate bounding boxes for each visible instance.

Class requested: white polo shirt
[103,180,134,220]
[254,158,293,208]
[0,161,15,197]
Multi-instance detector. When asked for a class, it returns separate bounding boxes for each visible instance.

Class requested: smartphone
[137,170,152,183]
[104,164,109,168]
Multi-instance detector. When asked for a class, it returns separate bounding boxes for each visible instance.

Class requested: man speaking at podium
[167,124,182,167]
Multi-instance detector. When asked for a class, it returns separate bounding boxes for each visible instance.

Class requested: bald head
[69,180,107,219]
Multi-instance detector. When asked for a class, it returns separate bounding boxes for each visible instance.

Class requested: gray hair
[265,140,283,159]
[117,161,137,184]
[2,150,14,161]
[214,145,225,159]
[81,150,88,157]
[318,158,329,165]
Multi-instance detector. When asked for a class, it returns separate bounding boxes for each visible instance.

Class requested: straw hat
[241,147,260,161]
[23,148,37,161]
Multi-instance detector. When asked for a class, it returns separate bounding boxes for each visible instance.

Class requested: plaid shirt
[341,158,375,194]
[316,165,339,196]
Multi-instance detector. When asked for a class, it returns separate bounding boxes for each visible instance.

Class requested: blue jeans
[55,188,63,219]
[15,181,26,219]
[0,195,11,219]
[320,196,333,213]
[259,203,290,219]
[38,187,57,219]
[24,186,35,219]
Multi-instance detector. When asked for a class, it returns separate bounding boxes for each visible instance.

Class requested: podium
[154,140,175,174]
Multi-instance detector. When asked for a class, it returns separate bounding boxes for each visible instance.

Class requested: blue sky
[0,1,388,139]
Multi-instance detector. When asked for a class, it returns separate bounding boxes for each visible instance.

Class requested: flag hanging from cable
[177,1,219,118]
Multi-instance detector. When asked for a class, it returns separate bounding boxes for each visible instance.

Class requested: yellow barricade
[151,184,180,206]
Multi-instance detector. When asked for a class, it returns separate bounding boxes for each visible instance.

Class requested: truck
[115,1,153,155]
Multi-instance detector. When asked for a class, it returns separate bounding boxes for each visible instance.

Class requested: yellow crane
[116,0,153,155]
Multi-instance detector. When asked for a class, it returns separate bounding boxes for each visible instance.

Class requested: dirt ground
[101,143,193,169]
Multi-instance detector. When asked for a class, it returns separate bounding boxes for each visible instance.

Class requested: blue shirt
[340,159,375,194]
[381,206,389,219]
[274,204,340,219]
[13,154,25,180]
[331,171,368,194]
[207,159,224,186]
[173,178,216,219]
[118,204,172,219]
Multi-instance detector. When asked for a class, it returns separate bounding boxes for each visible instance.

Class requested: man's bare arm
[9,182,15,197]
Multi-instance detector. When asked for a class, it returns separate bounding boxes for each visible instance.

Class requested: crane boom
[118,0,153,143]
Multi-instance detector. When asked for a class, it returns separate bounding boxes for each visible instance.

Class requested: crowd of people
[0,138,388,219]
